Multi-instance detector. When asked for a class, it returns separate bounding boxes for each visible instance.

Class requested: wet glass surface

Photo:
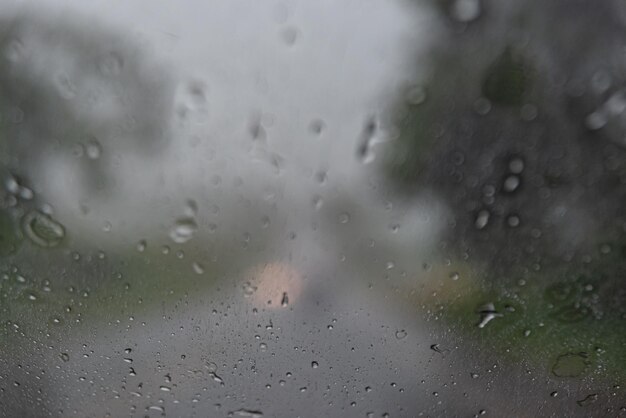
[0,1,625,417]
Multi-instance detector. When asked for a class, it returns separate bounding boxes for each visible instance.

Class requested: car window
[1,1,625,417]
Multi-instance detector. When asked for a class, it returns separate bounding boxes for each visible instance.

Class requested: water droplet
[474,210,490,230]
[591,71,611,94]
[356,117,378,164]
[280,27,298,46]
[550,391,558,398]
[209,371,225,385]
[192,262,205,275]
[280,292,289,307]
[184,199,198,217]
[476,302,503,328]
[234,409,263,418]
[507,214,520,228]
[309,119,325,135]
[509,157,524,174]
[395,330,407,339]
[22,211,65,248]
[55,72,76,99]
[406,85,427,105]
[169,218,197,244]
[552,352,589,377]
[147,406,164,413]
[473,97,491,115]
[311,361,319,369]
[430,344,444,354]
[520,104,538,121]
[338,212,350,224]
[449,272,460,281]
[503,175,520,192]
[98,52,123,76]
[576,393,598,407]
[585,111,607,130]
[136,240,146,252]
[85,139,102,159]
[159,385,171,392]
[451,0,481,22]
[60,352,70,362]
[175,80,209,123]
[4,39,24,63]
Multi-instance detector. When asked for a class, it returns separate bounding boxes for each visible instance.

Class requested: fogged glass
[0,0,624,417]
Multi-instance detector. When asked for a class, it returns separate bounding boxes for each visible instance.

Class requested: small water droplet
[184,199,198,217]
[280,27,298,46]
[473,97,491,115]
[451,0,481,22]
[60,352,70,362]
[55,72,76,99]
[338,212,350,224]
[311,361,319,369]
[280,292,289,307]
[99,51,123,76]
[507,214,520,228]
[136,240,147,252]
[591,71,611,94]
[406,85,427,105]
[309,119,325,135]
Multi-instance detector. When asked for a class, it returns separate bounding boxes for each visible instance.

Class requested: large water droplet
[85,140,102,160]
[476,302,503,328]
[169,218,197,244]
[474,210,490,230]
[234,409,263,418]
[395,330,407,339]
[551,352,589,377]
[451,0,481,22]
[22,210,65,248]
